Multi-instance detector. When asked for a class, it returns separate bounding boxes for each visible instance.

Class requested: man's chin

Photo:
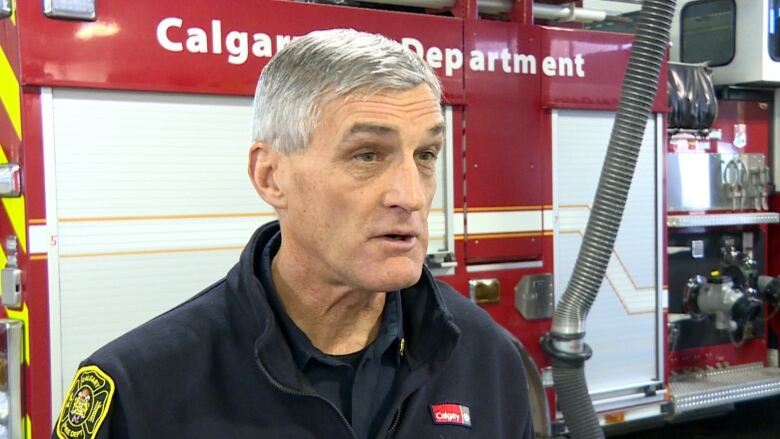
[359,262,424,292]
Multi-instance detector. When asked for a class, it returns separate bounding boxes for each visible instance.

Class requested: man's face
[277,84,443,293]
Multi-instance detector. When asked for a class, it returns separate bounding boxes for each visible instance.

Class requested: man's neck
[271,246,386,356]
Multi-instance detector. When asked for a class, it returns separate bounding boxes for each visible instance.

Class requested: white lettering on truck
[402,37,463,77]
[155,17,586,77]
[156,17,183,52]
[155,18,296,65]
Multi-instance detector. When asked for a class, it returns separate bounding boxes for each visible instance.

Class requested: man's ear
[248,142,287,209]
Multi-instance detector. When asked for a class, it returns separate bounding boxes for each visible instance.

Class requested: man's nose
[384,157,426,212]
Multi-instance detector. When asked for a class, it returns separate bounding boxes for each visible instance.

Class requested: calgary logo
[430,403,472,428]
[56,366,115,439]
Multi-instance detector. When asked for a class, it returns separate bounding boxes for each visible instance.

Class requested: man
[53,29,534,439]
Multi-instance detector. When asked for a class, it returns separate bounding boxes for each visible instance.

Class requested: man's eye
[416,150,438,162]
[354,151,378,162]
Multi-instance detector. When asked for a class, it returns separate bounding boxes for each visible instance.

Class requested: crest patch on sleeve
[55,365,115,439]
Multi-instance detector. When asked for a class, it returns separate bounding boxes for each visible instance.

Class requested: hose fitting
[540,332,592,369]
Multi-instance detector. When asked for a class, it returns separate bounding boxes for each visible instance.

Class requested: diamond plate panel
[668,213,780,228]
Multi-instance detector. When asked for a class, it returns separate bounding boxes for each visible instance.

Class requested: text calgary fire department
[156,17,587,78]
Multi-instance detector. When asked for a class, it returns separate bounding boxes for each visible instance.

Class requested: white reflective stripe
[543,209,553,231]
[558,206,589,231]
[453,212,464,235]
[28,224,49,254]
[661,288,669,309]
[466,260,543,273]
[466,210,542,234]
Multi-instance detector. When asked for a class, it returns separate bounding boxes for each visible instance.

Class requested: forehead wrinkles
[339,98,442,122]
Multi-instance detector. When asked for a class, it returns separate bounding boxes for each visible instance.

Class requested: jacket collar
[227,220,460,391]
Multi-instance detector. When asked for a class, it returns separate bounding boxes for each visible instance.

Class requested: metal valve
[758,275,780,316]
[720,245,757,287]
[684,271,762,342]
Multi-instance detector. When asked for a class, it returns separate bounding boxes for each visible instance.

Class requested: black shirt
[258,232,404,439]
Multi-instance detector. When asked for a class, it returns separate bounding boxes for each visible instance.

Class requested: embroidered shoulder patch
[55,365,116,439]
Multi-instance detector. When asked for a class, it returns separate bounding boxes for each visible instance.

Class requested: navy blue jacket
[53,222,534,438]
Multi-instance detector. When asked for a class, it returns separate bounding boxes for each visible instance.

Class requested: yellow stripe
[0,143,26,253]
[0,46,21,139]
[455,206,544,213]
[0,33,28,432]
[61,245,244,259]
[455,231,544,240]
[2,197,26,253]
[456,231,553,240]
[59,212,275,223]
[466,205,541,212]
[467,231,544,239]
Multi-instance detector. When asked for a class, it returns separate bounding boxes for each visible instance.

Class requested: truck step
[670,363,780,414]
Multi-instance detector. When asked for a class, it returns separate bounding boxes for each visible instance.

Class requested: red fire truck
[1,0,779,438]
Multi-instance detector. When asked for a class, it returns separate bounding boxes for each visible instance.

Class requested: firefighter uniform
[53,221,534,439]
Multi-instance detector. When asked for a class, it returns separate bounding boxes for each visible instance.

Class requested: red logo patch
[430,403,472,428]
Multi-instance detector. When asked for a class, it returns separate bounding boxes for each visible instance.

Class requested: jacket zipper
[384,408,402,439]
[256,359,360,439]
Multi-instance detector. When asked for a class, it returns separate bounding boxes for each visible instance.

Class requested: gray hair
[252,29,442,154]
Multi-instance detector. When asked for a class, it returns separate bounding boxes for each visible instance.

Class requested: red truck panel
[15,1,464,99]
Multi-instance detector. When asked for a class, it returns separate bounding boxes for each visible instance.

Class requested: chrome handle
[0,320,23,439]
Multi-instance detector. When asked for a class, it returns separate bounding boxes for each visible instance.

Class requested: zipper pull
[399,337,406,358]
[385,408,402,438]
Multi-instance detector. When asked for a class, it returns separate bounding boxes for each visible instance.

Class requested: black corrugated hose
[540,1,676,438]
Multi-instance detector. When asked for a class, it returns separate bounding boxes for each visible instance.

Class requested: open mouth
[384,234,413,241]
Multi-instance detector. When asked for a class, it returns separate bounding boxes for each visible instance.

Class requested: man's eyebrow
[428,122,445,137]
[346,123,399,138]
[344,122,445,139]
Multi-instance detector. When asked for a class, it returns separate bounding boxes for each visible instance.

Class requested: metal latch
[2,236,22,308]
[0,164,21,197]
[469,278,500,304]
[43,0,96,20]
[425,252,457,269]
[515,274,554,320]
[0,0,11,19]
